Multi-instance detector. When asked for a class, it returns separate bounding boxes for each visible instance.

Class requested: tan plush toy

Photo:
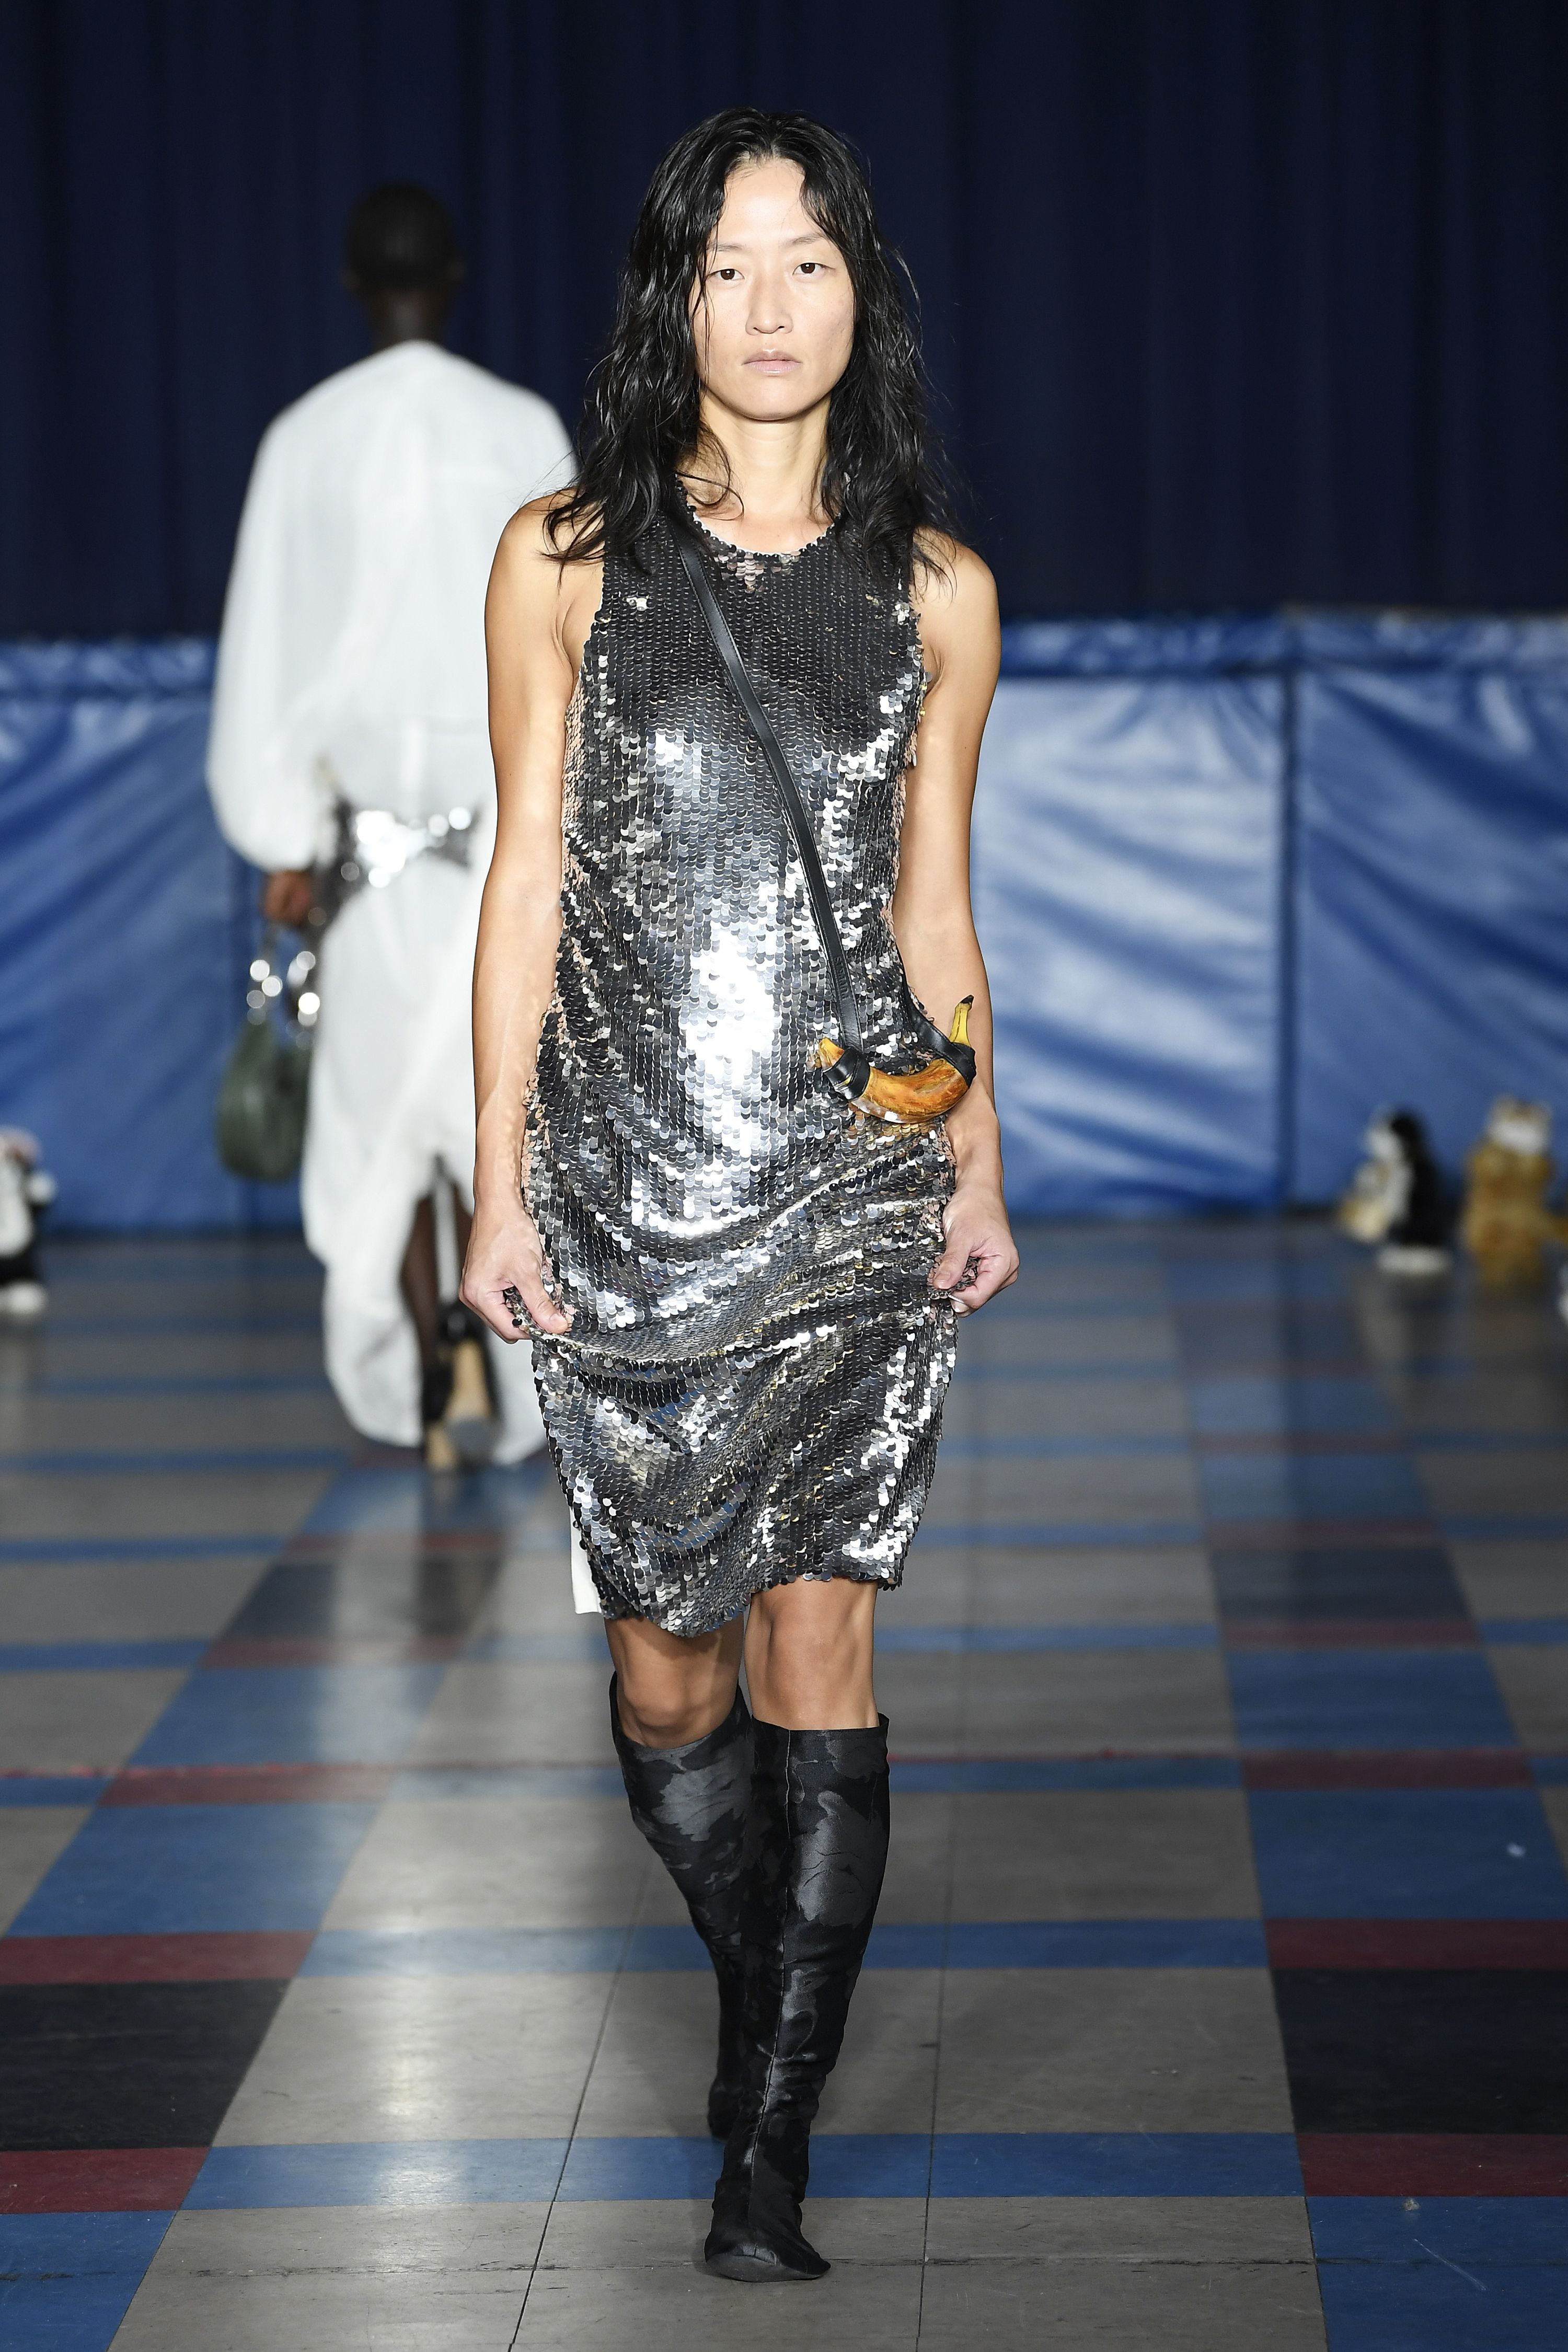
[1460,1097,1561,1288]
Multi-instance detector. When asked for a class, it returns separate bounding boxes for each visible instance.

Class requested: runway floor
[1,1218,1565,2348]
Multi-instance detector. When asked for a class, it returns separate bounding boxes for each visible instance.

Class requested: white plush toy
[0,1128,56,1319]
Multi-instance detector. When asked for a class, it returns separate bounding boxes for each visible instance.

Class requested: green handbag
[215,928,317,1183]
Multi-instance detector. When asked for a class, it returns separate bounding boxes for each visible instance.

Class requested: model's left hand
[931,1180,1019,1315]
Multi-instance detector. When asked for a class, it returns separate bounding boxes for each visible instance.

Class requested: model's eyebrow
[711,232,832,253]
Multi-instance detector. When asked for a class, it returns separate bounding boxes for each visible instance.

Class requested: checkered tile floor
[1,1224,1565,2348]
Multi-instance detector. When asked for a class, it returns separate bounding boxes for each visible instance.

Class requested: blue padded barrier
[4,619,1568,1227]
[0,639,297,1229]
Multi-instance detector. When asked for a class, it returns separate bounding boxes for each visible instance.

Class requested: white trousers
[299,854,544,1462]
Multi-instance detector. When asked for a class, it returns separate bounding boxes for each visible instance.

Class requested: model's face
[690,159,856,423]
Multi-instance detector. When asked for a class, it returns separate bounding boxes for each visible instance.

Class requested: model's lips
[745,353,800,371]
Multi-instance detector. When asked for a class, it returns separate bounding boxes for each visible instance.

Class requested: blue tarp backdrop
[3,617,1567,1228]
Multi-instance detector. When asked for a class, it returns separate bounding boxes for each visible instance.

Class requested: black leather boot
[608,1676,752,2137]
[704,1715,890,2284]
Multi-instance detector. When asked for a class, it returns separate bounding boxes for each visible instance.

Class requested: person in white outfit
[207,183,571,1463]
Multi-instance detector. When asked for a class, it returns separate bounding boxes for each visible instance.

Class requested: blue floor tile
[0,2213,172,2352]
[1317,2254,1565,2351]
[11,1802,376,1934]
[929,2132,1302,2196]
[1248,1790,1568,1918]
[1309,2198,1568,2263]
[1187,1376,1396,1438]
[1482,1619,1568,1644]
[558,2134,931,2199]
[938,1436,1187,1458]
[1201,1452,1428,1524]
[0,1642,206,1671]
[131,1665,445,1766]
[1228,1651,1517,1750]
[0,1778,109,1807]
[296,1461,550,1539]
[187,2140,568,2208]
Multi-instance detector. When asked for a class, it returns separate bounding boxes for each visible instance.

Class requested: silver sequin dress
[527,513,956,1635]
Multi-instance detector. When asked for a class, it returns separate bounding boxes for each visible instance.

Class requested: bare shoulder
[489,494,603,678]
[912,535,1000,685]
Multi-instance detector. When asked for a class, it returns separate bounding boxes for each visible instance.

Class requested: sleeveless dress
[527,512,956,1635]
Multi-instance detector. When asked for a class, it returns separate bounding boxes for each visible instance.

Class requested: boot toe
[703,2226,829,2283]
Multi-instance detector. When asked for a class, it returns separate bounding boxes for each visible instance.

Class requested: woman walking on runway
[464,107,1015,2282]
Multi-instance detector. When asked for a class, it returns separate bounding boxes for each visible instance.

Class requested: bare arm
[460,501,598,1342]
[895,540,1018,1313]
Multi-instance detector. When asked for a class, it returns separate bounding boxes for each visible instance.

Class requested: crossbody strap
[672,522,865,1058]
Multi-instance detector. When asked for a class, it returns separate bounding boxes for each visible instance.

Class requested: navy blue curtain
[5,0,1568,634]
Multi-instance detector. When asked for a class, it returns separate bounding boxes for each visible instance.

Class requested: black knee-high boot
[705,1715,890,2284]
[608,1676,753,2138]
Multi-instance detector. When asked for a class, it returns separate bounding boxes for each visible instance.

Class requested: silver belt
[336,802,476,892]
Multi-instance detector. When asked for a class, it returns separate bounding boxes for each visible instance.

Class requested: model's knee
[616,1671,731,1750]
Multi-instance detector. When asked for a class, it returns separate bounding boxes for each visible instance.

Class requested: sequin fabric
[527,512,956,1634]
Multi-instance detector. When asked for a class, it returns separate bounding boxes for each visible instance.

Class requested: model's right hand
[263,869,315,927]
[460,1202,572,1342]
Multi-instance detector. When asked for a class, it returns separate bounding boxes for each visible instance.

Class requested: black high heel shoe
[608,1676,751,2137]
[704,1715,890,2284]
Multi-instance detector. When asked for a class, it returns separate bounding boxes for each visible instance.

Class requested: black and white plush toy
[1338,1108,1451,1276]
[0,1128,56,1320]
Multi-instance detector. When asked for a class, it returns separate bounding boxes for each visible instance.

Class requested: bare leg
[607,1613,744,1747]
[743,1575,878,1729]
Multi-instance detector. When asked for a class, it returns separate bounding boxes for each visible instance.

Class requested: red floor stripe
[1269,1920,1568,1969]
[101,1763,396,1806]
[1226,1619,1477,1648]
[201,1635,460,1667]
[1242,1749,1532,1790]
[0,2147,208,2213]
[0,1933,313,1983]
[1298,2134,1568,2196]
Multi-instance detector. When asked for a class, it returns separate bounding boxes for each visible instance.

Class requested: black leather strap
[672,521,865,1058]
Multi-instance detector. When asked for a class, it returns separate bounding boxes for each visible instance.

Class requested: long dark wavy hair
[547,108,956,585]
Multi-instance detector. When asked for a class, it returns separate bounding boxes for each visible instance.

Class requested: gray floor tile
[815,1967,940,2134]
[881,1650,1233,1756]
[112,2205,548,2352]
[0,1668,189,1769]
[0,1557,266,1641]
[0,1805,90,1930]
[0,1467,330,1542]
[878,1790,954,1922]
[537,2196,923,2271]
[948,1790,1259,1920]
[956,1316,1177,1371]
[923,2194,1314,2262]
[322,1796,650,1930]
[408,1662,614,1767]
[962,1547,1214,1625]
[1420,1450,1568,1517]
[941,1378,1189,1441]
[916,2254,1325,2350]
[1486,1646,1568,1748]
[924,1453,1200,1528]
[573,1970,722,2137]
[933,1968,1293,2132]
[1392,1373,1568,1436]
[475,1546,592,1636]
[215,1973,612,2143]
[1451,1539,1568,1619]
[514,2254,923,2349]
[5,1390,350,1454]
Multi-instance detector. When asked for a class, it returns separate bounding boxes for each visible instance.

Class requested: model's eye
[712,267,740,283]
[798,262,822,276]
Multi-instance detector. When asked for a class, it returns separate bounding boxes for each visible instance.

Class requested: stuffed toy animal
[1461,1097,1559,1288]
[1338,1108,1451,1275]
[0,1128,56,1319]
